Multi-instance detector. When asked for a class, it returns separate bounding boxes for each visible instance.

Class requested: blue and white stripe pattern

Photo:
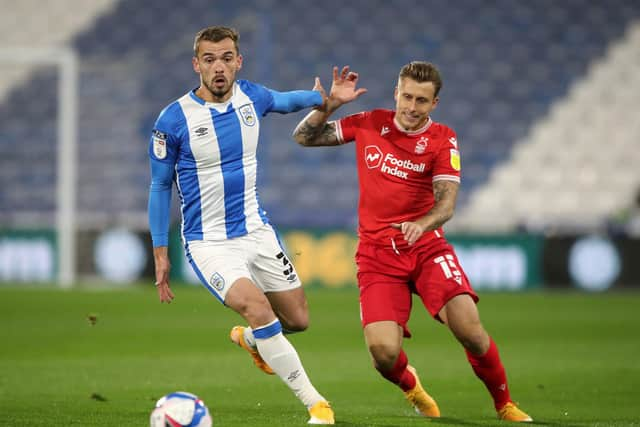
[148,80,321,247]
[152,81,274,242]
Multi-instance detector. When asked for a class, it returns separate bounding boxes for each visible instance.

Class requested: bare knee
[441,294,490,355]
[369,342,401,372]
[235,296,274,326]
[364,321,404,372]
[267,288,309,332]
[279,308,309,332]
[226,279,275,327]
[454,326,489,355]
[447,309,489,354]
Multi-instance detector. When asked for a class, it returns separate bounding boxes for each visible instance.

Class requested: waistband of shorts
[359,228,443,250]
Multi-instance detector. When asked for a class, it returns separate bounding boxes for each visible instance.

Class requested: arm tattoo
[422,180,459,230]
[295,121,340,146]
[433,180,457,203]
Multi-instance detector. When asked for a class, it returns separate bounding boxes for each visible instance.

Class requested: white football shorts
[186,224,301,303]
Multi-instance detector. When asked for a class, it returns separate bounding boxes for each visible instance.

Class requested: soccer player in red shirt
[293,63,532,422]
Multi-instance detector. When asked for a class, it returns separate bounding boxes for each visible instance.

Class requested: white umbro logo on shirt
[380,126,390,136]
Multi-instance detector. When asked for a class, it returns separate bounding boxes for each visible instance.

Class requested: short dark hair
[399,62,443,97]
[193,26,239,56]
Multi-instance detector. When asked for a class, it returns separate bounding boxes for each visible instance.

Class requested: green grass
[1,286,639,426]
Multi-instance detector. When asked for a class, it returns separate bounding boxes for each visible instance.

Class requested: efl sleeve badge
[152,129,168,160]
[450,149,461,171]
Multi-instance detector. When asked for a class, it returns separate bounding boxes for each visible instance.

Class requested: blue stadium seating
[1,0,639,228]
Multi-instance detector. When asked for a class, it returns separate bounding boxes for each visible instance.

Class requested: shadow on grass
[338,416,583,427]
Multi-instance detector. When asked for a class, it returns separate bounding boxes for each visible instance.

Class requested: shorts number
[434,254,462,284]
[276,252,294,277]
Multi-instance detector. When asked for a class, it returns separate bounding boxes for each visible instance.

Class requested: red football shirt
[335,109,461,249]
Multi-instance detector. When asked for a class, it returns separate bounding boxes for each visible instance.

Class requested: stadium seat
[1,0,640,230]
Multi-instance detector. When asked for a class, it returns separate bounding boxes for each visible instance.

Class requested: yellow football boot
[229,326,274,375]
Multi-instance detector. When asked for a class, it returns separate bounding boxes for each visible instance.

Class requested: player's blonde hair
[399,62,443,96]
[193,26,240,56]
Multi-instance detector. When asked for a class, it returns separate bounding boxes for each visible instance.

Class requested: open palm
[330,65,368,104]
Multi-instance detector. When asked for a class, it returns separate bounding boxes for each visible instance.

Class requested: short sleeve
[335,111,370,144]
[432,130,461,183]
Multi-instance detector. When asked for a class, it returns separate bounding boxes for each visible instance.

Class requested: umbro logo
[380,126,390,136]
[449,137,458,148]
[194,127,209,137]
[287,370,301,382]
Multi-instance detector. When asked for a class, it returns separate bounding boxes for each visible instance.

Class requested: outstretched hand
[330,65,368,107]
[314,65,367,112]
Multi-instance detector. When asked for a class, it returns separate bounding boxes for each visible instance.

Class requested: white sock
[244,326,297,349]
[254,324,325,408]
[243,327,256,348]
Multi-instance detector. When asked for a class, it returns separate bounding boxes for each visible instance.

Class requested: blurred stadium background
[1,0,640,291]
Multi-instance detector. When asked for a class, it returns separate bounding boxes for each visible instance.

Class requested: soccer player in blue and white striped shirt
[147,26,362,425]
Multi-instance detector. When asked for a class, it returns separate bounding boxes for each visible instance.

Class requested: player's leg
[229,225,333,424]
[439,295,532,422]
[265,287,309,332]
[225,277,333,424]
[257,224,309,332]
[229,286,308,374]
[416,244,531,422]
[237,224,309,335]
[364,320,420,391]
[229,285,308,376]
[230,223,309,361]
[186,239,276,374]
[357,242,439,417]
[438,293,489,353]
[361,295,440,418]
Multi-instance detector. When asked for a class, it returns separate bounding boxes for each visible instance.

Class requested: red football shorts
[355,239,479,337]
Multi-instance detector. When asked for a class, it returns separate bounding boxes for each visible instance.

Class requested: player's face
[394,78,439,131]
[192,38,242,102]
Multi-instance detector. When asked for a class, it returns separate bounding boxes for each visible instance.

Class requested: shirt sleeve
[268,89,323,113]
[239,80,322,115]
[334,111,369,144]
[148,111,180,247]
[148,158,173,247]
[432,130,461,183]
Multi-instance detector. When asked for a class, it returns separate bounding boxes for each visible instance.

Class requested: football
[150,391,212,427]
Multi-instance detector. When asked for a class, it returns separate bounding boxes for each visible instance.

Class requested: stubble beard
[204,79,232,102]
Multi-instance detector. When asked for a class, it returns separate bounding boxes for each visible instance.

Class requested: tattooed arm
[391,180,459,245]
[293,65,367,147]
[419,180,459,230]
[293,111,341,146]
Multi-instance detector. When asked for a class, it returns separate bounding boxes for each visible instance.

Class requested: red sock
[377,350,416,391]
[465,337,511,410]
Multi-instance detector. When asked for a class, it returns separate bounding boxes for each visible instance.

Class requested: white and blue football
[150,391,212,427]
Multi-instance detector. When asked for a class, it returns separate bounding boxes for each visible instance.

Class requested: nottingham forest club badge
[239,104,256,126]
[415,136,428,154]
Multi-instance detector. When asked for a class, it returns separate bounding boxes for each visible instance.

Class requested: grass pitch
[1,285,639,426]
